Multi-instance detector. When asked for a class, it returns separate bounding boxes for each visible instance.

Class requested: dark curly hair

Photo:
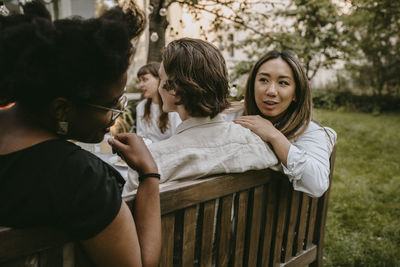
[162,38,230,118]
[0,0,145,111]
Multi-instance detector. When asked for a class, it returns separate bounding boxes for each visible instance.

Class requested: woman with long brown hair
[136,62,181,143]
[234,51,336,198]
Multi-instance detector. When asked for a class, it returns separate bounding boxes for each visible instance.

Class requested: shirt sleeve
[53,151,123,240]
[282,125,337,198]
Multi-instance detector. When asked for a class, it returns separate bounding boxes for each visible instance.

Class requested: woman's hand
[108,133,158,175]
[233,115,279,142]
[234,115,291,166]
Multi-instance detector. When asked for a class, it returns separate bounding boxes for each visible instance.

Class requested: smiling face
[254,58,296,123]
[139,73,160,100]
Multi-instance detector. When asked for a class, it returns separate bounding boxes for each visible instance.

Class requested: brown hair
[137,62,169,133]
[244,50,312,140]
[162,38,230,118]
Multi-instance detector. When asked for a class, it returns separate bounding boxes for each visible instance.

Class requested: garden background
[119,1,400,265]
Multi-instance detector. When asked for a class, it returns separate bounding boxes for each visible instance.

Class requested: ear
[49,97,72,121]
[171,90,180,102]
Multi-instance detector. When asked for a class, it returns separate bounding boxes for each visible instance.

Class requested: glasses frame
[86,95,128,122]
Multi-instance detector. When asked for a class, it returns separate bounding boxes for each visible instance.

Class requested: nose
[266,82,277,96]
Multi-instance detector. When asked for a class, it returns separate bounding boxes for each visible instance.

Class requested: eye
[258,77,268,83]
[279,80,290,86]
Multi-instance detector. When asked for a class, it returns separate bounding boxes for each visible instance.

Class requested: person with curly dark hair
[136,62,181,143]
[0,1,161,266]
[123,38,278,193]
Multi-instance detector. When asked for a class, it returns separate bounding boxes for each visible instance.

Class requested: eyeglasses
[87,95,128,122]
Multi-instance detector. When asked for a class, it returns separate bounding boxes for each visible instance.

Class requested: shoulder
[301,121,336,138]
[294,121,337,152]
[63,144,124,187]
[53,144,124,239]
[36,140,125,193]
[0,140,123,239]
[168,112,182,124]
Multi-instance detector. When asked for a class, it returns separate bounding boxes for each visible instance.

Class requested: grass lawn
[314,109,400,267]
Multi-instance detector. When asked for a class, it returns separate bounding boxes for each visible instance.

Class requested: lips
[262,100,279,110]
[264,100,278,105]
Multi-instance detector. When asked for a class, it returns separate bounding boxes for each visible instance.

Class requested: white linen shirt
[136,99,182,143]
[278,121,337,198]
[123,114,278,196]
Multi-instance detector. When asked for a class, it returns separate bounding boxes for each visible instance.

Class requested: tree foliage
[341,0,400,96]
[230,0,343,81]
[96,0,399,96]
[147,0,265,62]
[135,0,345,82]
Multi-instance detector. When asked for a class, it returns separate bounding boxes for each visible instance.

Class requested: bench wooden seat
[0,146,336,267]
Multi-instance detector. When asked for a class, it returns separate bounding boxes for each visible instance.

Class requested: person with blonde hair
[234,50,336,197]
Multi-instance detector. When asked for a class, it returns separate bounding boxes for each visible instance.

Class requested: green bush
[312,90,400,114]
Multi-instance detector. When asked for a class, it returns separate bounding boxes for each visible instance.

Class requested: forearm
[268,130,292,167]
[134,178,161,267]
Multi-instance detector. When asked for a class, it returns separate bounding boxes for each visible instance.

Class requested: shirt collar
[176,114,226,134]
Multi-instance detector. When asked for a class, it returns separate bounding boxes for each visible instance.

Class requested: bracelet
[138,173,161,182]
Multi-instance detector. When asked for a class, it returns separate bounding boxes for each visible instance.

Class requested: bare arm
[82,202,142,267]
[134,177,161,267]
[109,133,161,266]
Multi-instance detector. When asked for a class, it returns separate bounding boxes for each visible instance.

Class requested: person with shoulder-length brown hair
[136,62,181,143]
[122,38,278,193]
[234,51,336,198]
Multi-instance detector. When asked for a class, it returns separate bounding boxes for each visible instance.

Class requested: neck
[176,106,191,121]
[0,104,58,154]
[151,95,159,105]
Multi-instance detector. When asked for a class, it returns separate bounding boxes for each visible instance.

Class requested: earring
[57,121,68,135]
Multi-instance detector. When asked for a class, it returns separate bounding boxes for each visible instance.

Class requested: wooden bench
[0,146,336,267]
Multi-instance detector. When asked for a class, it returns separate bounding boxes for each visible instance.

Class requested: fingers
[233,116,257,129]
[235,121,257,133]
[108,137,125,154]
[108,133,158,174]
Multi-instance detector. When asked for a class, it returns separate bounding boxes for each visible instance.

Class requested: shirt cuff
[282,144,307,181]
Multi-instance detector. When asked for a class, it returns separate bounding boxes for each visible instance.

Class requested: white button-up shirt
[279,121,337,198]
[123,114,278,196]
